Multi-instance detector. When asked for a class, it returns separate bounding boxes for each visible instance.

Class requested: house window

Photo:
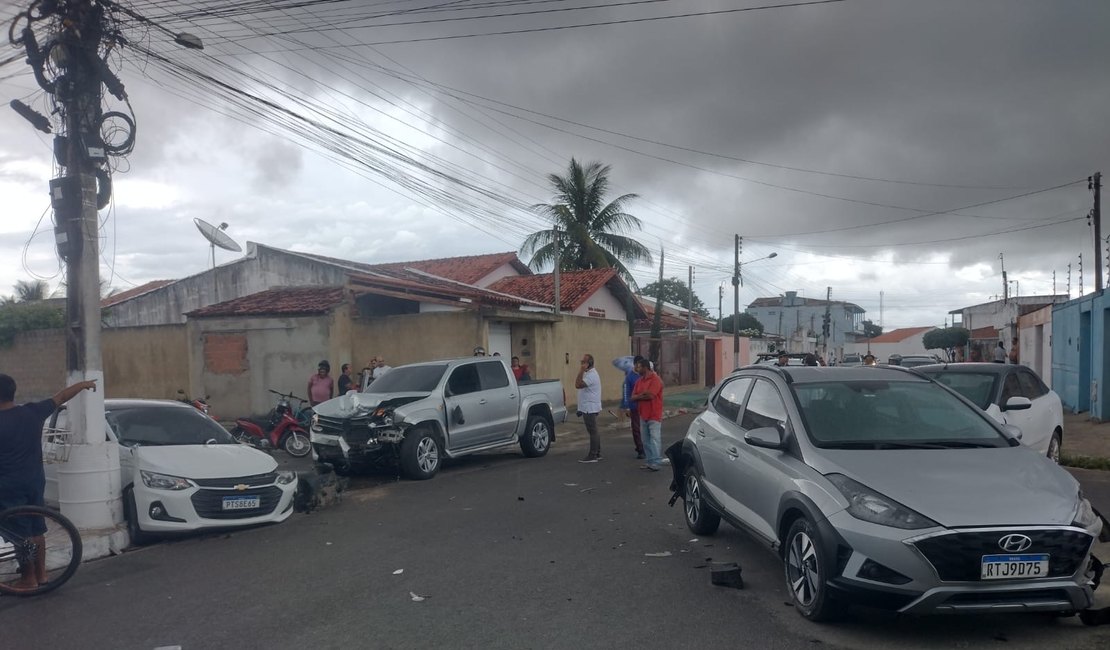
[587,307,606,318]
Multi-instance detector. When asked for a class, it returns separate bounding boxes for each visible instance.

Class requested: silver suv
[668,365,1105,620]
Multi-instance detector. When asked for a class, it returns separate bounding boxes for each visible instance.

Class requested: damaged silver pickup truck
[310,357,567,479]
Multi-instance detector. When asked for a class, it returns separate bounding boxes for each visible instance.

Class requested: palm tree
[521,158,652,286]
[13,280,49,302]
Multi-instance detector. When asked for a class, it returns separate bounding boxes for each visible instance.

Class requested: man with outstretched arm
[0,374,98,590]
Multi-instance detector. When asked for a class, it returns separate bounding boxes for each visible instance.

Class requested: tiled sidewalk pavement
[1064,412,1110,460]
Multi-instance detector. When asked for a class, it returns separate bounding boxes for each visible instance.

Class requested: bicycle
[0,505,83,596]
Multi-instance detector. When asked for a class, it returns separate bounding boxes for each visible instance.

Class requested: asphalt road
[2,414,1109,650]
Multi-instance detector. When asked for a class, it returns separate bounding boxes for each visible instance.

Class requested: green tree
[923,327,970,350]
[521,158,652,287]
[641,277,708,317]
[719,313,765,335]
[0,301,65,346]
[14,279,49,302]
[862,320,883,338]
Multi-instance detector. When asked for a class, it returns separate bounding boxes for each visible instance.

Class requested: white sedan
[46,399,297,544]
[916,363,1064,462]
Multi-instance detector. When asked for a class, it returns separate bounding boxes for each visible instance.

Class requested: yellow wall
[350,310,484,370]
[103,325,190,399]
[532,315,630,407]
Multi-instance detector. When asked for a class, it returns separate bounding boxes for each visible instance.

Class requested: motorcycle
[231,389,312,457]
[177,389,211,416]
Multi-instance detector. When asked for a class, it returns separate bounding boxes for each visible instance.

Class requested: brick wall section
[0,329,67,401]
[204,333,249,375]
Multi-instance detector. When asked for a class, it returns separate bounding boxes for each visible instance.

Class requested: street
[2,413,1109,650]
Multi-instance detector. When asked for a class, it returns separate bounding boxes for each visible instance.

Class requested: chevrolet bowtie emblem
[234,484,249,491]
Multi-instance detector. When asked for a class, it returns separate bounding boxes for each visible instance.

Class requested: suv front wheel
[683,466,720,535]
[783,518,841,621]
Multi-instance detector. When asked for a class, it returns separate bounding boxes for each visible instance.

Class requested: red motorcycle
[177,389,211,416]
[231,390,311,457]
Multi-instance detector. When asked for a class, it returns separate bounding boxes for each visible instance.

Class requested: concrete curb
[80,526,129,562]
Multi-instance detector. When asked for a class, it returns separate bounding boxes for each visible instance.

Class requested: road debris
[410,592,428,602]
[710,562,743,589]
[392,569,404,575]
[645,551,672,558]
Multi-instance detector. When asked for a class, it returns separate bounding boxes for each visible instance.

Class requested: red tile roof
[289,249,531,286]
[748,295,865,313]
[187,287,346,318]
[487,268,629,313]
[633,295,717,332]
[866,326,936,344]
[102,280,174,308]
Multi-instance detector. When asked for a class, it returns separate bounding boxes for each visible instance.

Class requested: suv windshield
[107,405,237,446]
[792,380,1007,449]
[917,371,998,410]
[366,364,447,394]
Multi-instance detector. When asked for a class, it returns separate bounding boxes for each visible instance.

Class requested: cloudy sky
[1,0,1107,329]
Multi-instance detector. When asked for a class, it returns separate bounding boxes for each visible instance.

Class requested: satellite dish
[194,218,241,269]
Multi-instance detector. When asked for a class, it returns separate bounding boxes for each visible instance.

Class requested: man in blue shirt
[618,356,646,459]
[0,373,97,591]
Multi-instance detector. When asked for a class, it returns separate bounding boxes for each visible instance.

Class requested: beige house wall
[532,315,629,407]
[187,314,339,418]
[102,325,190,399]
[0,326,187,402]
[0,329,66,401]
[350,310,485,370]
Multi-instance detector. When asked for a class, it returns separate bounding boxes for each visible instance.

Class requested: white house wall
[475,262,524,288]
[845,332,939,360]
[571,285,627,321]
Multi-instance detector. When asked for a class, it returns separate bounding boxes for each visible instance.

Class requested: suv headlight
[1072,493,1101,535]
[277,471,297,485]
[140,470,193,491]
[826,473,938,530]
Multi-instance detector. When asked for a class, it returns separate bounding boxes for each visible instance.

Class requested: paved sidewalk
[1065,412,1110,460]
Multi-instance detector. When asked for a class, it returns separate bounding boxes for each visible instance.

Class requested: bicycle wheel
[0,505,83,596]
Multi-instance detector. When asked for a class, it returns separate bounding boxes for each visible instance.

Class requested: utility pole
[1093,172,1103,292]
[1079,253,1084,297]
[649,247,665,364]
[553,227,560,315]
[732,235,741,360]
[687,265,694,341]
[822,287,832,359]
[1000,253,1008,302]
[717,284,723,332]
[1068,263,1072,299]
[1053,270,1056,296]
[879,290,884,329]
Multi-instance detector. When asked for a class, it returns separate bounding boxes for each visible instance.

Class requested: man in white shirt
[373,357,392,378]
[575,353,603,463]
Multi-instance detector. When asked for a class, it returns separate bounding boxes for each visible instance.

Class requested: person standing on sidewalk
[576,353,603,463]
[616,356,645,459]
[632,357,665,471]
[0,373,98,590]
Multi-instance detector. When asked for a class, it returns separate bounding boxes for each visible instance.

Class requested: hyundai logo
[998,534,1033,553]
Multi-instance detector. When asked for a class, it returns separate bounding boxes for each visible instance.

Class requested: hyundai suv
[667,365,1105,620]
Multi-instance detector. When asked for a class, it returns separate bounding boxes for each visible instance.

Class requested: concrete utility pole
[1068,264,1072,299]
[1000,253,1008,303]
[553,227,561,315]
[1093,172,1103,292]
[28,0,118,531]
[732,235,741,359]
[717,284,723,332]
[687,265,694,341]
[1079,253,1084,297]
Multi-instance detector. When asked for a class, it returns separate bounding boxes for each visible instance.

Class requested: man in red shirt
[632,357,665,471]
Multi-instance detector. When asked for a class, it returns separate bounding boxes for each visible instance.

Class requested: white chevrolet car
[916,363,1065,462]
[46,399,297,544]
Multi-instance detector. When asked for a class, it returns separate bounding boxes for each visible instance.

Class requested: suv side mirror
[1003,396,1032,412]
[744,426,785,450]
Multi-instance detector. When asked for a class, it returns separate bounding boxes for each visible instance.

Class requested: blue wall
[1052,293,1110,418]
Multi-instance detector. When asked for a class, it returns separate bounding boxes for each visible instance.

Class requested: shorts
[0,483,48,539]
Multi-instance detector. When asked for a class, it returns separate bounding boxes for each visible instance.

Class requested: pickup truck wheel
[520,415,551,458]
[400,428,442,480]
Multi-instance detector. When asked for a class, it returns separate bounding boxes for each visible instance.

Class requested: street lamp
[733,252,778,360]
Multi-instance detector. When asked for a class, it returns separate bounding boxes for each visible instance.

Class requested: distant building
[746,291,866,356]
[845,326,939,360]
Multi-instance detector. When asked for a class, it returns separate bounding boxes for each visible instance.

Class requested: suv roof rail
[734,363,793,384]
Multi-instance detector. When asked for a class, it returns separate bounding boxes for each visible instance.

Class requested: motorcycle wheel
[283,431,311,457]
